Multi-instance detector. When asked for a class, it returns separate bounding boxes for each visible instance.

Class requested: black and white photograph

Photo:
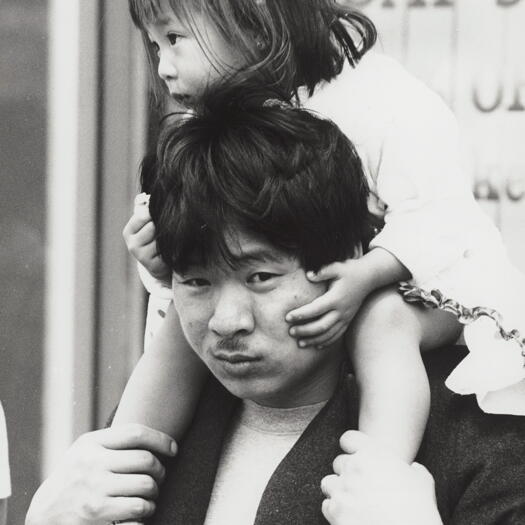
[1,1,525,524]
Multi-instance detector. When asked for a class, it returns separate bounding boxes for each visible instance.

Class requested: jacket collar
[149,370,358,525]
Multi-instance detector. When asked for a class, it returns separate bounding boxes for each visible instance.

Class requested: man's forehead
[184,231,295,273]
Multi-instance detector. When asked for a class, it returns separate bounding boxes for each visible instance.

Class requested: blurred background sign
[354,0,525,269]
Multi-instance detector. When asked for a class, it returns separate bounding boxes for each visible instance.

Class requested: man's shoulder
[421,344,525,442]
[422,344,467,383]
[418,345,525,522]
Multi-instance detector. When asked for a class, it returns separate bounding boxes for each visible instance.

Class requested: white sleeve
[0,403,11,499]
[137,263,172,352]
[369,92,485,284]
[137,262,173,300]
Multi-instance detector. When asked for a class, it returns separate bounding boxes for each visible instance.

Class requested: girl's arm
[354,246,410,288]
[349,287,461,461]
[118,197,207,439]
[112,302,208,440]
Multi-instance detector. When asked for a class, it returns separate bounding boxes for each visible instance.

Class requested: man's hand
[286,258,373,348]
[122,193,171,283]
[320,431,442,525]
[25,424,177,525]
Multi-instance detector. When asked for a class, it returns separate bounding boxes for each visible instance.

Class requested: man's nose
[157,50,176,82]
[208,286,255,338]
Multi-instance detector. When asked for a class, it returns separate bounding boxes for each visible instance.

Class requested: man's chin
[208,366,264,402]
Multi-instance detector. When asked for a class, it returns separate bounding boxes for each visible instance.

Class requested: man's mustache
[215,337,248,352]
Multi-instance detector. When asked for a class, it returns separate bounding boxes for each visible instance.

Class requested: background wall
[0,1,47,521]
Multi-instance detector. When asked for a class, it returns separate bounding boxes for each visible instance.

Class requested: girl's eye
[167,32,179,45]
[248,272,278,284]
[183,278,210,288]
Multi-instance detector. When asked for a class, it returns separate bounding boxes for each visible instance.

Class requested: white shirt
[0,403,11,499]
[302,50,502,287]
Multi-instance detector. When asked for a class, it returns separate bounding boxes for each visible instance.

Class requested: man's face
[172,229,344,408]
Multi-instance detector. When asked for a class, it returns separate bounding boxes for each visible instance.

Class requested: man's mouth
[213,351,260,365]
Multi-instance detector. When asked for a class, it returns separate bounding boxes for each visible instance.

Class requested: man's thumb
[339,430,371,454]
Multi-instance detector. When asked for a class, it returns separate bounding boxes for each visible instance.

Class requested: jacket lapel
[149,371,358,525]
[148,378,238,525]
[254,374,358,525]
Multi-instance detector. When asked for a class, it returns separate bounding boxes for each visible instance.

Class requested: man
[27,89,525,525]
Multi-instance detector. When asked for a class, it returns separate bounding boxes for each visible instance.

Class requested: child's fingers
[306,262,343,283]
[305,326,347,349]
[134,192,150,208]
[128,223,157,250]
[150,254,168,270]
[123,211,153,238]
[297,321,346,348]
[290,310,340,338]
[133,201,152,222]
[286,294,335,323]
[135,241,159,262]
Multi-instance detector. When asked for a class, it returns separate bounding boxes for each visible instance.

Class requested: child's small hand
[286,259,373,348]
[123,193,171,283]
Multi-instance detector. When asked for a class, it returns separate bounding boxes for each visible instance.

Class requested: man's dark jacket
[148,346,525,524]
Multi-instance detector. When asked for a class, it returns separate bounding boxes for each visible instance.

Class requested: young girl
[115,0,525,465]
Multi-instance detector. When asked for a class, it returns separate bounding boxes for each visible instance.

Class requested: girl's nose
[157,50,176,82]
[208,286,255,338]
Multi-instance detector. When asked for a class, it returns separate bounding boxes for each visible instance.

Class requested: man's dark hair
[147,82,375,274]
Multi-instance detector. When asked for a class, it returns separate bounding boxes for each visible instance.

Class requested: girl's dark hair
[128,0,377,107]
[147,80,375,274]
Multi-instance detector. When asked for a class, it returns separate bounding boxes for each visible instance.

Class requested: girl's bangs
[129,0,164,28]
[130,0,202,30]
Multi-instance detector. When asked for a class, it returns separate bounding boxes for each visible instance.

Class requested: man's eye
[167,32,179,45]
[183,278,210,288]
[248,272,278,284]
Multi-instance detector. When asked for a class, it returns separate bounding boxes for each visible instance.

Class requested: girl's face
[144,5,245,106]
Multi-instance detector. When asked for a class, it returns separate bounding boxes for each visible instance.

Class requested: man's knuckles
[120,423,152,444]
[78,496,154,521]
[79,497,109,520]
[137,475,159,498]
[332,454,352,475]
[134,450,161,474]
[117,498,156,520]
[99,423,172,452]
[320,474,339,497]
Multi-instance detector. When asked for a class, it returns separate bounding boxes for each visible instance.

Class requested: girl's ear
[255,36,267,50]
[247,28,267,51]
